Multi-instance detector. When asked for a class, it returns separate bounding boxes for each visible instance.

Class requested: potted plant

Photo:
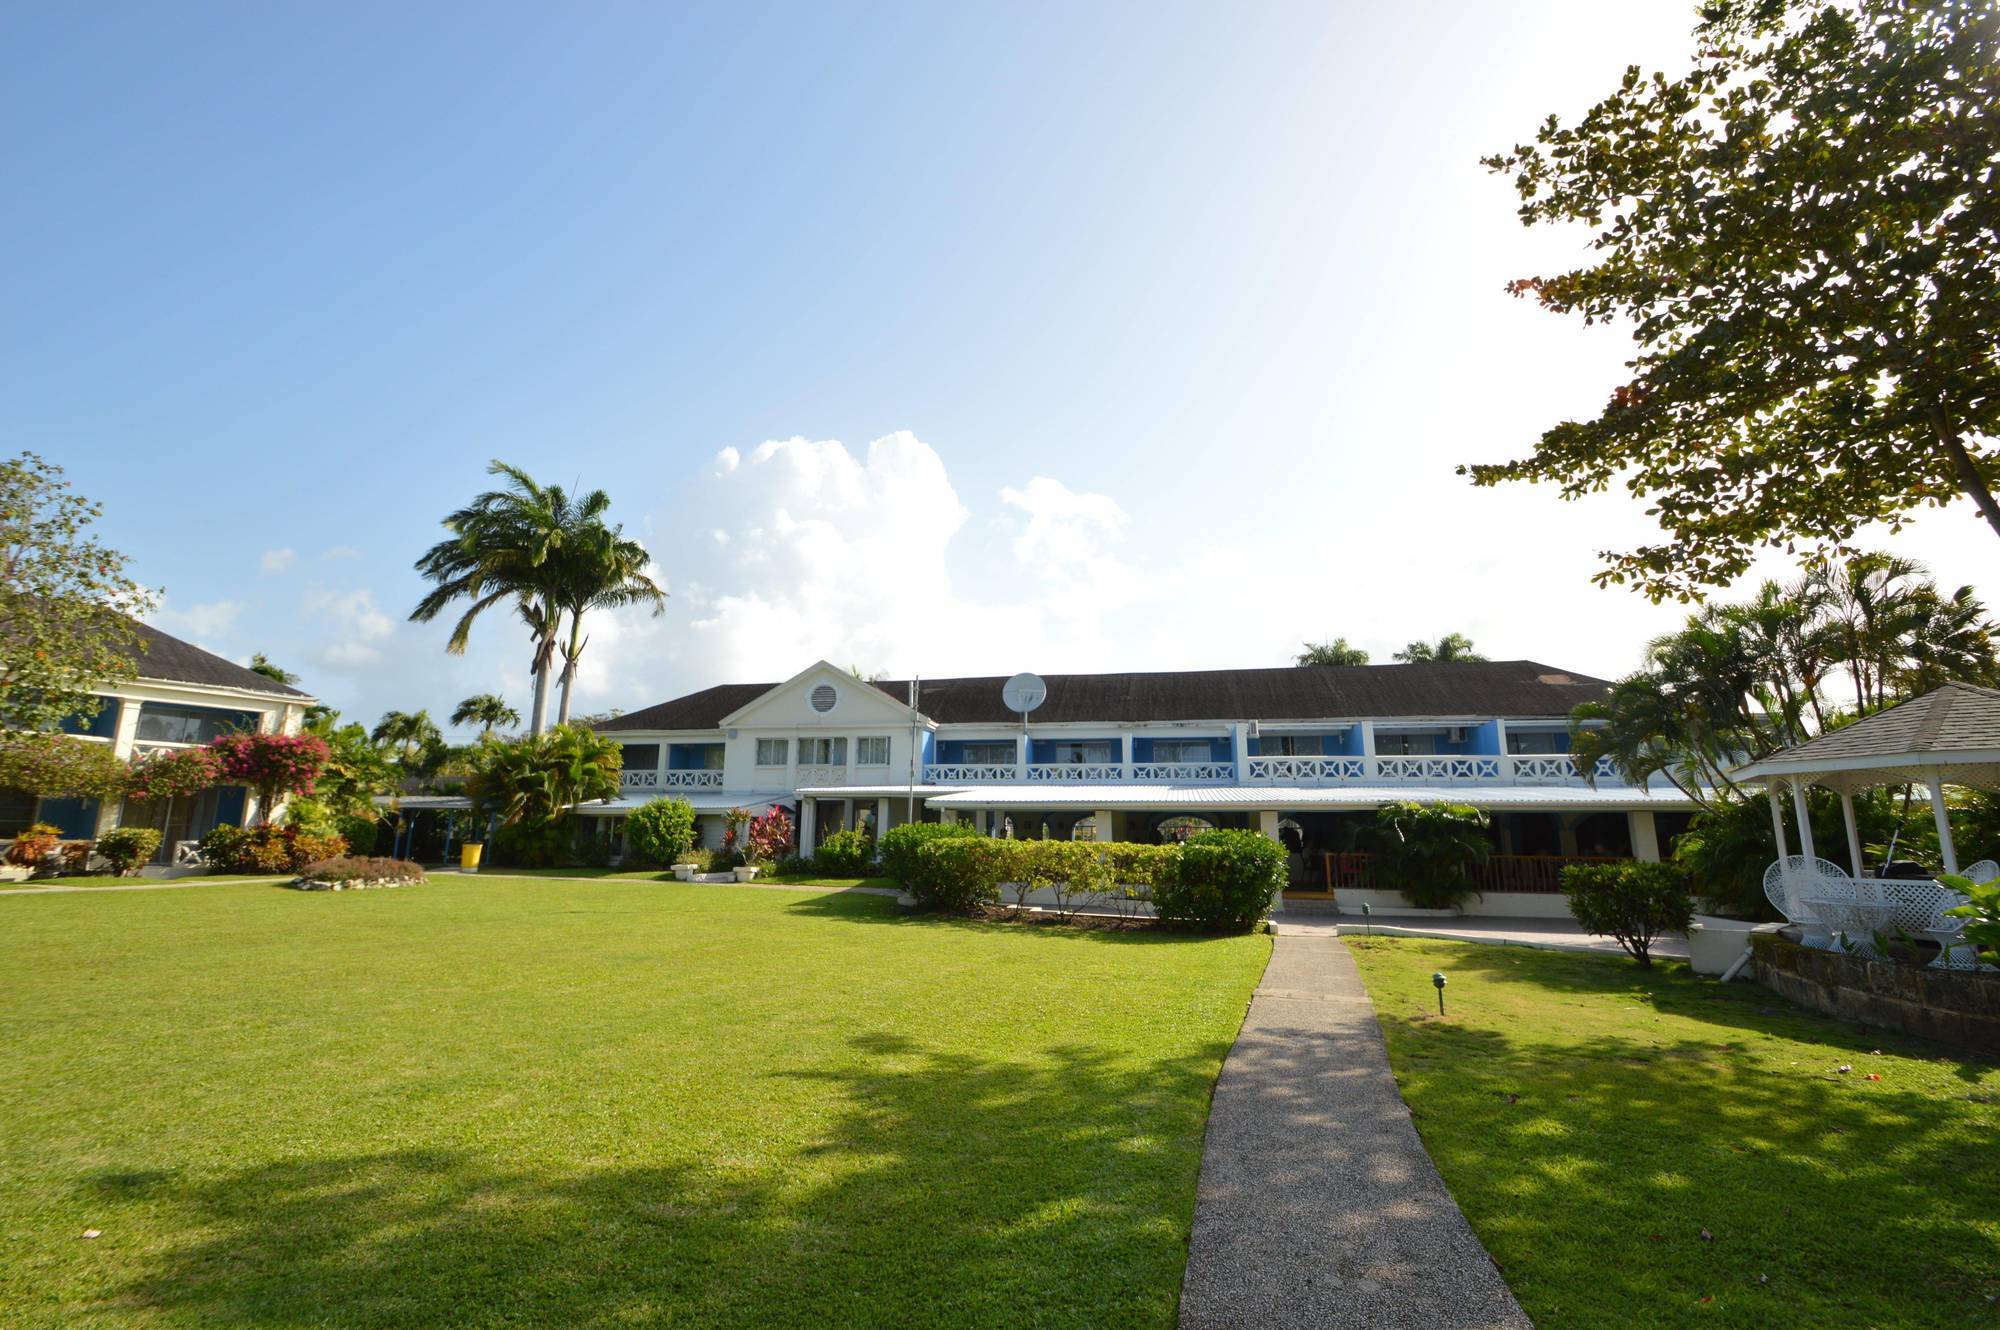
[4,823,63,880]
[671,848,707,881]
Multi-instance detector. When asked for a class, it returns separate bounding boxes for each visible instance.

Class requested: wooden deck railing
[1321,851,1625,895]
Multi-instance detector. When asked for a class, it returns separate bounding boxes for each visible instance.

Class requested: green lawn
[1347,937,2000,1329]
[0,875,1268,1328]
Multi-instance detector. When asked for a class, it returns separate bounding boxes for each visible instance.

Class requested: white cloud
[307,588,394,641]
[321,546,361,561]
[713,446,740,475]
[260,548,296,574]
[320,641,384,669]
[150,598,245,641]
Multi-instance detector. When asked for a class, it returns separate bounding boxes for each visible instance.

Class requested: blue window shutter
[35,797,100,839]
[212,787,247,828]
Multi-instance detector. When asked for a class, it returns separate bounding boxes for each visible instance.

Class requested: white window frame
[1152,739,1213,764]
[855,736,891,766]
[800,737,847,765]
[959,741,1015,765]
[755,738,789,766]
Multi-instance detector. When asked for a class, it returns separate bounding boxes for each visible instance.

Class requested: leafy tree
[1295,638,1370,667]
[450,693,520,737]
[0,452,155,731]
[0,730,129,801]
[247,653,300,686]
[1469,0,2000,599]
[464,724,620,827]
[303,711,397,824]
[625,796,697,866]
[1393,633,1486,664]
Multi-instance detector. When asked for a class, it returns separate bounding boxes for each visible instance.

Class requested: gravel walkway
[1179,933,1530,1330]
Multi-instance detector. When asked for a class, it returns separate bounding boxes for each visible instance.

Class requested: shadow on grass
[79,1034,1231,1329]
[1353,943,2000,1324]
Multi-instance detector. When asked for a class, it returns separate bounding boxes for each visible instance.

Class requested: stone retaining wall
[1751,934,2000,1057]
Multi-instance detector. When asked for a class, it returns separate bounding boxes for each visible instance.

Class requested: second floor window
[800,737,847,765]
[855,736,891,765]
[1506,731,1567,755]
[620,744,660,772]
[1374,732,1437,756]
[135,702,261,746]
[958,742,1016,765]
[1152,740,1213,764]
[756,738,789,765]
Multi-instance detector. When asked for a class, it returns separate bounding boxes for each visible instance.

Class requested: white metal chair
[1764,856,1854,948]
[1960,859,1999,885]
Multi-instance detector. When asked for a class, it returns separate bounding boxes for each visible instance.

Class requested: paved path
[0,875,289,896]
[1179,933,1530,1330]
[1273,911,1688,960]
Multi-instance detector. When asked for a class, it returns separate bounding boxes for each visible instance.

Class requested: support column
[1232,723,1250,782]
[1628,810,1661,863]
[1789,779,1817,862]
[874,798,889,840]
[1930,773,1958,874]
[940,808,958,825]
[1557,813,1579,858]
[1095,810,1116,844]
[799,800,816,856]
[1839,790,1865,878]
[1256,809,1280,840]
[1767,783,1789,860]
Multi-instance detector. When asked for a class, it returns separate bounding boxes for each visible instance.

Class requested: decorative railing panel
[925,764,1018,783]
[1026,764,1123,782]
[795,765,849,788]
[1245,756,1367,782]
[662,770,723,789]
[619,770,659,792]
[1511,755,1618,784]
[1130,762,1234,782]
[1373,756,1505,783]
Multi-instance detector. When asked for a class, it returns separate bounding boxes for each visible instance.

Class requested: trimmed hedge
[626,797,698,868]
[1560,861,1693,968]
[201,825,348,875]
[813,829,874,876]
[878,820,981,886]
[908,837,1015,912]
[1152,829,1284,932]
[94,826,161,876]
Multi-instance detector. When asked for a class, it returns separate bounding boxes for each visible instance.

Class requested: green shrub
[1152,829,1283,932]
[675,847,714,871]
[200,825,348,874]
[1362,801,1491,910]
[908,836,1013,912]
[491,818,567,868]
[1015,839,1111,919]
[295,855,426,889]
[1101,842,1173,887]
[626,797,697,867]
[94,825,161,876]
[814,829,874,876]
[878,821,980,885]
[1561,861,1694,968]
[1943,874,2000,967]
[6,823,62,868]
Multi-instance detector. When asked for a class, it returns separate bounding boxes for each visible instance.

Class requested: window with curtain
[959,742,1015,764]
[800,737,847,765]
[755,738,789,765]
[855,736,891,765]
[1152,740,1213,763]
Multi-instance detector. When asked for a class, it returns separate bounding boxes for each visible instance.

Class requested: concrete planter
[671,864,696,881]
[732,866,760,882]
[1687,914,1764,976]
[0,865,32,883]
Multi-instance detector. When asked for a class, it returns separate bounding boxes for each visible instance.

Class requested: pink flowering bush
[125,746,222,801]
[208,732,331,824]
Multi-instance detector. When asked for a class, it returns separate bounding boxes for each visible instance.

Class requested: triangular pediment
[719,661,922,729]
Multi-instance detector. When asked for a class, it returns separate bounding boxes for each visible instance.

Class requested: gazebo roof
[1734,682,2000,792]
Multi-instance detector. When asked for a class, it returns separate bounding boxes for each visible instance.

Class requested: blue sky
[7,2,1992,733]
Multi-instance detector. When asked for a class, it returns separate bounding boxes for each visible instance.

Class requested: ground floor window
[121,787,248,862]
[0,790,37,839]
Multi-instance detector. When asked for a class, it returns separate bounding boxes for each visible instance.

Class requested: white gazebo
[1734,681,2000,877]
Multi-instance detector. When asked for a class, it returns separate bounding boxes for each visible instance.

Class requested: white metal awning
[920,783,1698,812]
[795,784,950,799]
[570,791,797,817]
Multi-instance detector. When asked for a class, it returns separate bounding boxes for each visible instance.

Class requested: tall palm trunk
[557,610,585,727]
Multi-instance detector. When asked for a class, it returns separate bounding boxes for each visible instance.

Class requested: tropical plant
[5,823,62,868]
[199,824,347,875]
[94,825,161,876]
[1295,638,1370,667]
[300,713,396,828]
[1151,829,1284,932]
[1942,875,2000,968]
[463,725,620,827]
[625,796,697,867]
[0,730,129,801]
[746,807,794,866]
[1393,633,1485,664]
[1361,802,1490,910]
[1561,862,1694,969]
[371,709,445,767]
[295,856,426,888]
[247,654,300,686]
[550,519,667,726]
[208,733,330,826]
[907,836,1013,913]
[450,693,520,737]
[0,452,155,733]
[1469,0,2000,599]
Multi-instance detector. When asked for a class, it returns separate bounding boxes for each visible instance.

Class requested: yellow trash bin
[460,842,484,871]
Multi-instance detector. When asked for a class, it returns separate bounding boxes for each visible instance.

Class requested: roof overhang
[570,791,798,816]
[1732,749,2000,793]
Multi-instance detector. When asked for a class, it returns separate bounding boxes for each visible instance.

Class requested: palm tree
[1394,633,1487,663]
[550,519,667,726]
[1295,638,1370,667]
[371,709,443,766]
[1898,584,2000,694]
[411,462,578,735]
[1809,554,1929,711]
[451,693,520,738]
[248,653,300,686]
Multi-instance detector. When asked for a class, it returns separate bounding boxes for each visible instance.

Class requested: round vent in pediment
[809,683,839,713]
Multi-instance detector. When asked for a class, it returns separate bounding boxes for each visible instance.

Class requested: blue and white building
[589,659,1698,911]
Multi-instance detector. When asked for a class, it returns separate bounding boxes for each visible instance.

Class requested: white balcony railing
[796,765,849,788]
[1130,762,1234,781]
[620,770,659,792]
[926,764,1018,782]
[1373,755,1505,783]
[662,769,723,789]
[1243,756,1367,782]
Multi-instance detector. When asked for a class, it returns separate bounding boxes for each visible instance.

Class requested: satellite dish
[1002,672,1047,717]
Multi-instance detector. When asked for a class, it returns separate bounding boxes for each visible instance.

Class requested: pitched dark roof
[125,619,314,699]
[596,661,1611,732]
[1745,682,2000,768]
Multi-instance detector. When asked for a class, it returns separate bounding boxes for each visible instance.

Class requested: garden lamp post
[1361,901,1372,936]
[1432,970,1448,1016]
